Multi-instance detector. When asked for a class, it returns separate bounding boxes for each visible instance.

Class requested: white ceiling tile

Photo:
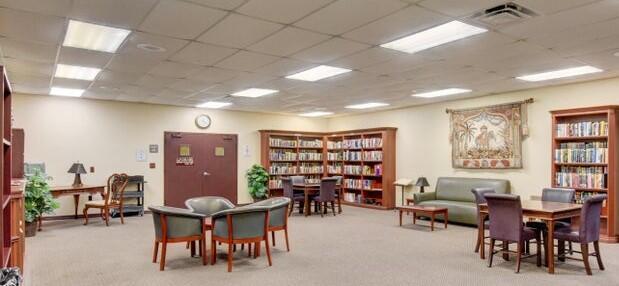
[135,74,178,89]
[0,8,65,45]
[0,37,57,64]
[515,0,601,15]
[417,31,517,62]
[148,61,203,79]
[139,0,228,39]
[237,0,334,24]
[168,79,216,93]
[342,5,448,45]
[58,47,113,68]
[221,72,276,87]
[51,77,92,89]
[157,88,193,98]
[7,73,50,88]
[214,50,280,71]
[253,58,313,77]
[0,0,71,17]
[291,38,370,63]
[418,0,506,17]
[329,47,401,70]
[184,0,246,10]
[122,85,160,97]
[361,54,434,74]
[294,0,406,35]
[97,70,143,84]
[115,93,154,103]
[3,58,54,77]
[572,49,619,70]
[106,54,161,73]
[118,32,189,59]
[549,34,619,57]
[186,67,241,83]
[197,13,283,49]
[169,42,238,66]
[247,27,330,56]
[71,0,158,29]
[259,78,305,90]
[11,84,49,95]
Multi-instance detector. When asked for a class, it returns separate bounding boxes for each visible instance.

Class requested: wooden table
[396,205,448,231]
[478,200,582,274]
[292,183,342,216]
[50,185,106,219]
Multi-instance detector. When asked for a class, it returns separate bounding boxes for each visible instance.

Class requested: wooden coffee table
[396,205,448,231]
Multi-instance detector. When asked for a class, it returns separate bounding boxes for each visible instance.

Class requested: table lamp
[415,177,430,193]
[68,162,87,187]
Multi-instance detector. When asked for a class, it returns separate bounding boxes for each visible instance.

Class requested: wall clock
[195,114,211,129]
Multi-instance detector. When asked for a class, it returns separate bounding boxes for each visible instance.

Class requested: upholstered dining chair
[184,196,235,251]
[525,188,575,255]
[246,197,292,251]
[332,175,343,213]
[554,194,607,275]
[149,205,208,271]
[211,206,272,272]
[471,187,495,253]
[290,175,305,185]
[282,177,305,216]
[313,177,338,217]
[485,194,542,273]
[83,173,129,226]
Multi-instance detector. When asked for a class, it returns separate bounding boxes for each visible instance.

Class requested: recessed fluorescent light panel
[54,64,101,81]
[196,101,232,108]
[381,21,487,54]
[231,88,278,98]
[286,65,351,82]
[299,111,333,117]
[412,88,472,98]
[516,66,603,82]
[345,102,389,109]
[50,87,85,97]
[63,20,131,53]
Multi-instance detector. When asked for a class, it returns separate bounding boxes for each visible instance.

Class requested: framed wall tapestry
[448,99,532,169]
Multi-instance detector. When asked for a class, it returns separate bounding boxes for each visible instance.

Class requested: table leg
[546,220,555,274]
[444,211,448,229]
[412,212,416,225]
[399,210,403,226]
[304,188,309,217]
[431,213,435,231]
[73,194,80,219]
[338,188,342,213]
[479,212,486,259]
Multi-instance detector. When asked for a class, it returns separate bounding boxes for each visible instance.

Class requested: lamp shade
[67,163,87,174]
[415,177,430,187]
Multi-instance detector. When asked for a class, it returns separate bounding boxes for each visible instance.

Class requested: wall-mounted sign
[176,157,194,166]
[149,144,159,153]
[136,149,147,162]
[179,144,191,157]
[215,147,225,156]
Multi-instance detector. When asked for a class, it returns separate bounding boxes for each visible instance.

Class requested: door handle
[203,171,211,176]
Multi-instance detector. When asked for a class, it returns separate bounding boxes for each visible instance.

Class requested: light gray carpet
[25,206,618,286]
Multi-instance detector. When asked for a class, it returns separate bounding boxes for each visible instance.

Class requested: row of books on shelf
[298,151,322,161]
[327,138,383,149]
[343,193,362,203]
[556,121,608,137]
[342,151,383,161]
[343,165,362,175]
[269,138,296,148]
[298,139,323,148]
[328,164,341,174]
[298,164,323,174]
[328,152,343,161]
[554,142,607,164]
[555,166,608,190]
[344,179,381,190]
[364,164,382,176]
[269,164,296,175]
[269,150,296,161]
[575,192,606,205]
[268,177,322,189]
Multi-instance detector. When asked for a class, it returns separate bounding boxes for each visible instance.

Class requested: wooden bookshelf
[260,128,396,209]
[551,106,619,243]
[1,66,13,266]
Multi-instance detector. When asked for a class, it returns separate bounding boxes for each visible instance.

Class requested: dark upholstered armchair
[313,177,338,217]
[211,206,272,272]
[485,194,541,273]
[554,194,607,275]
[246,197,292,251]
[149,205,208,271]
[471,188,495,254]
[185,196,235,216]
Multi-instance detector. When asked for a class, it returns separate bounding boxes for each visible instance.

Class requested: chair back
[106,173,129,205]
[290,176,305,185]
[149,205,205,239]
[541,188,575,203]
[579,194,607,243]
[318,177,338,201]
[245,197,291,228]
[471,187,495,218]
[185,196,235,216]
[211,206,270,240]
[485,194,523,242]
[282,177,294,199]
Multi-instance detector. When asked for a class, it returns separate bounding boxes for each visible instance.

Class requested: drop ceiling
[1,0,619,116]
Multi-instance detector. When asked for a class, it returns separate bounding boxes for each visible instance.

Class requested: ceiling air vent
[470,2,537,27]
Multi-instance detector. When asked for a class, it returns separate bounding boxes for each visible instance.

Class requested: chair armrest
[211,206,271,219]
[148,205,207,219]
[413,192,436,203]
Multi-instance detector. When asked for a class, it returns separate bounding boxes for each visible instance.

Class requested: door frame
[163,131,238,205]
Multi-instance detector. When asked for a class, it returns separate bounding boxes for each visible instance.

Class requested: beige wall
[13,94,327,216]
[328,77,619,205]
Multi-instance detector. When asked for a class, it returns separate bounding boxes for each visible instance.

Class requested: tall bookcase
[1,66,13,266]
[551,106,619,243]
[259,128,396,209]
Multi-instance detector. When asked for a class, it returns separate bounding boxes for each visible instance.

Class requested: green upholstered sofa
[413,177,510,225]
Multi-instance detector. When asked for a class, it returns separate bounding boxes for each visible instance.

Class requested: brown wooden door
[164,132,238,207]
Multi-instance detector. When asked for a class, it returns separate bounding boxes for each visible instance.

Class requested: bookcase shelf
[1,66,15,266]
[551,106,619,243]
[260,128,396,209]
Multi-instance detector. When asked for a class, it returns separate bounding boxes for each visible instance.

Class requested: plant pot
[25,222,37,237]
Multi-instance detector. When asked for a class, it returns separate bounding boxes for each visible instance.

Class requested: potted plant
[24,171,59,236]
[246,164,269,201]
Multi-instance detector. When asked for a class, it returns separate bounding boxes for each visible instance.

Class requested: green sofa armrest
[413,192,436,203]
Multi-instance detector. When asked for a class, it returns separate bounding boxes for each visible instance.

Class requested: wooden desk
[50,185,105,220]
[478,200,582,274]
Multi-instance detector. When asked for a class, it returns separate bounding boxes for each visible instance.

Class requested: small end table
[396,205,448,231]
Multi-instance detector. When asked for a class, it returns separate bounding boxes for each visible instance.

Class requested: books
[343,139,363,149]
[343,165,362,175]
[269,163,296,175]
[298,163,323,174]
[298,150,322,161]
[269,138,297,147]
[554,142,607,163]
[362,137,382,148]
[269,150,297,161]
[343,150,362,161]
[344,179,380,190]
[327,141,342,149]
[363,151,383,161]
[556,121,608,137]
[298,139,323,148]
[555,166,607,189]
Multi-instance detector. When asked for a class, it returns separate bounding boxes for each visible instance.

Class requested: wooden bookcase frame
[1,66,13,266]
[551,106,619,243]
[260,128,396,209]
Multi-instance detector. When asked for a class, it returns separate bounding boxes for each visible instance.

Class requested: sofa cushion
[435,177,509,202]
[417,200,478,225]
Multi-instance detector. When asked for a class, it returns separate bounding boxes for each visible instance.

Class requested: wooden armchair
[83,173,129,226]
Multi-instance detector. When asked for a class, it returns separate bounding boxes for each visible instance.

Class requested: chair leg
[159,242,167,271]
[558,240,566,262]
[201,238,207,266]
[248,243,252,257]
[190,241,196,257]
[525,240,530,255]
[593,241,604,270]
[331,201,336,216]
[474,234,481,253]
[211,239,217,265]
[265,235,273,267]
[227,243,233,272]
[536,236,542,267]
[319,201,324,217]
[119,207,125,224]
[272,231,276,247]
[83,207,89,225]
[152,241,159,263]
[568,241,573,254]
[284,227,290,252]
[186,241,190,249]
[104,207,110,226]
[515,241,522,273]
[288,202,294,217]
[488,239,495,268]
[581,243,592,275]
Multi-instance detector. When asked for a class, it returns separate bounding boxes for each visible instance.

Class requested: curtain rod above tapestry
[445,98,534,114]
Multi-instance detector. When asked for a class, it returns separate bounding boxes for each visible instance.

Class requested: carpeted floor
[25,206,618,286]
